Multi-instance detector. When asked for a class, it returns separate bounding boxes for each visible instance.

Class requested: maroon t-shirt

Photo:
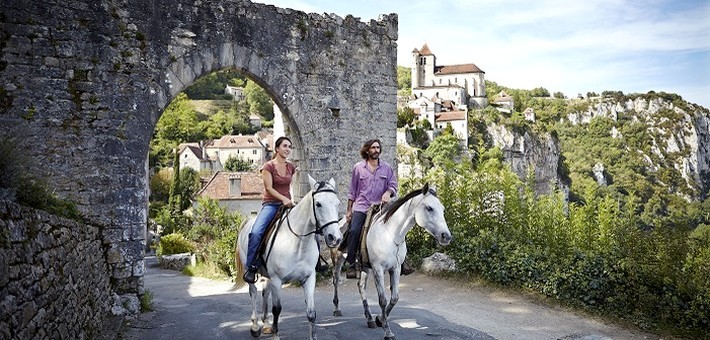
[261,160,296,203]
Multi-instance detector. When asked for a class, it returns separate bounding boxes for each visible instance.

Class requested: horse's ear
[308,174,317,188]
[328,177,336,189]
[422,182,429,194]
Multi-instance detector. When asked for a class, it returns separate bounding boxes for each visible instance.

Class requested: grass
[140,290,154,312]
[182,261,231,281]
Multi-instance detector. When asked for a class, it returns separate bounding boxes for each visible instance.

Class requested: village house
[194,171,264,216]
[177,133,271,174]
[225,85,244,101]
[493,91,514,113]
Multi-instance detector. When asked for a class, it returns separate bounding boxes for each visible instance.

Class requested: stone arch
[0,0,398,300]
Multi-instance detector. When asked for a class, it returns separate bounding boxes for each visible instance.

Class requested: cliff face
[487,124,570,198]
[485,96,709,201]
[569,97,710,200]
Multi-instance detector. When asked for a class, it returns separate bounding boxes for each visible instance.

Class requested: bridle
[287,181,339,237]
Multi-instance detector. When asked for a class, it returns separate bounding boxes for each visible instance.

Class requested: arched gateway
[0,0,397,300]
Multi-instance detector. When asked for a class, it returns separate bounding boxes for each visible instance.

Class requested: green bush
[157,233,194,256]
[402,147,709,337]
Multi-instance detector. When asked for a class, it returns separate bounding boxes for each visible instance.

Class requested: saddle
[339,204,383,269]
[255,205,291,272]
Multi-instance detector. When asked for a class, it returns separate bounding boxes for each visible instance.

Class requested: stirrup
[243,269,257,284]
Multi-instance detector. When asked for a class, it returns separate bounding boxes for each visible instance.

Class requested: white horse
[236,175,342,340]
[329,183,452,340]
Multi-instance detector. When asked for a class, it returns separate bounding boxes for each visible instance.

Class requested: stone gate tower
[0,0,398,299]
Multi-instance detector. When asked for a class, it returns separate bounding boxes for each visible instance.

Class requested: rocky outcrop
[487,124,570,198]
[568,97,710,199]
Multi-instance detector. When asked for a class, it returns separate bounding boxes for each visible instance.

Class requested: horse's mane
[381,186,436,223]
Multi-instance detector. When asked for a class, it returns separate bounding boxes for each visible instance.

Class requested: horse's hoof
[384,336,396,340]
[367,320,377,328]
[375,315,383,327]
[333,310,342,317]
[263,326,273,334]
[249,328,261,337]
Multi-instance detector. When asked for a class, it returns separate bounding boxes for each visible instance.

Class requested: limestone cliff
[567,96,710,200]
[486,124,570,198]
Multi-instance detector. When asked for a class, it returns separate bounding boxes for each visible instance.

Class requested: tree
[397,66,411,96]
[224,155,253,172]
[530,87,550,97]
[553,92,565,99]
[397,107,416,128]
[244,80,274,120]
[154,93,201,142]
[424,133,461,167]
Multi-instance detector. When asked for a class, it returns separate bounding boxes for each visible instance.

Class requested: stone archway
[0,0,398,298]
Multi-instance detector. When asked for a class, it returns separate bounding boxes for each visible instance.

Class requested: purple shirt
[348,160,397,213]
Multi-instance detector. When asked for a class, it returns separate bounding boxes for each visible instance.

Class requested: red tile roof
[418,43,433,56]
[436,111,467,122]
[435,64,484,74]
[196,171,263,200]
[210,135,263,149]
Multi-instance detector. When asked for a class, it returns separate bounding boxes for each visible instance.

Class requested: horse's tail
[234,219,248,286]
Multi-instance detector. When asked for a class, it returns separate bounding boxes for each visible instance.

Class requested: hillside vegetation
[398,70,709,337]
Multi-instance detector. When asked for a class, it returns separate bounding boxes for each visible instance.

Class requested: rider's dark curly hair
[359,139,381,159]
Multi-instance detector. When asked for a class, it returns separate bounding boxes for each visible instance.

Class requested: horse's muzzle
[438,232,452,246]
[324,233,342,248]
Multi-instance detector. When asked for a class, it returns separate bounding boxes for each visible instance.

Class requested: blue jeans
[346,211,367,265]
[246,202,282,270]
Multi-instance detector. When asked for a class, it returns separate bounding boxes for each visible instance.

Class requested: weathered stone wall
[0,0,398,303]
[0,200,113,339]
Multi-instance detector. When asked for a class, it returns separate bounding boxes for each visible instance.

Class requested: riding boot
[243,267,257,284]
[346,261,360,279]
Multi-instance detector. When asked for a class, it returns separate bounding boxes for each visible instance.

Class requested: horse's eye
[316,202,322,208]
[426,205,433,212]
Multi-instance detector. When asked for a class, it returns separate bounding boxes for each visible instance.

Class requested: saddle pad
[358,204,382,268]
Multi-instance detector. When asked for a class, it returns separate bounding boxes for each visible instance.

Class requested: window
[253,150,257,155]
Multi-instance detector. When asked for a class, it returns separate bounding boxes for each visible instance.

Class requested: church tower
[412,43,435,90]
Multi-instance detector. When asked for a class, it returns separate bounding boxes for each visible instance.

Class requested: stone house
[177,133,271,173]
[178,141,216,173]
[411,43,487,109]
[435,111,468,144]
[194,171,264,216]
[225,85,244,100]
[493,91,514,113]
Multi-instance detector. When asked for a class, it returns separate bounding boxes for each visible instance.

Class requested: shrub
[157,233,194,256]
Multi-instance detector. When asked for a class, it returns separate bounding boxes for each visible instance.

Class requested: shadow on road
[119,256,491,339]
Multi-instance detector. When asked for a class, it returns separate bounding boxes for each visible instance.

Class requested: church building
[411,43,487,109]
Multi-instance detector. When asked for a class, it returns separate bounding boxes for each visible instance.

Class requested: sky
[253,0,710,108]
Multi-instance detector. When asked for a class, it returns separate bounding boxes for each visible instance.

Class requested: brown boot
[346,262,360,279]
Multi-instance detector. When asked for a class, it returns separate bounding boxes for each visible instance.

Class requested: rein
[286,181,339,237]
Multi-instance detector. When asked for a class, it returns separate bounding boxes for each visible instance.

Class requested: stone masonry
[0,200,112,339]
[0,0,398,333]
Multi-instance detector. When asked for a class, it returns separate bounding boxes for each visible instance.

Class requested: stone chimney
[229,174,241,197]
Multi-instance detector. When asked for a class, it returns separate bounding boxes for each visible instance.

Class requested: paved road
[119,257,656,340]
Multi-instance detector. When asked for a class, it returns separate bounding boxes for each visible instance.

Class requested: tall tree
[244,80,274,120]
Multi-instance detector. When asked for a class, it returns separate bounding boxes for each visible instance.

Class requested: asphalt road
[119,257,656,340]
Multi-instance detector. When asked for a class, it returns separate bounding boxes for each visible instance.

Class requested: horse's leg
[261,280,273,334]
[269,278,283,340]
[248,283,262,337]
[385,269,401,318]
[331,250,345,316]
[372,268,396,340]
[303,273,318,340]
[358,268,376,328]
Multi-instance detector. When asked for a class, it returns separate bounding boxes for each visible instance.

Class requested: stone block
[158,253,195,271]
